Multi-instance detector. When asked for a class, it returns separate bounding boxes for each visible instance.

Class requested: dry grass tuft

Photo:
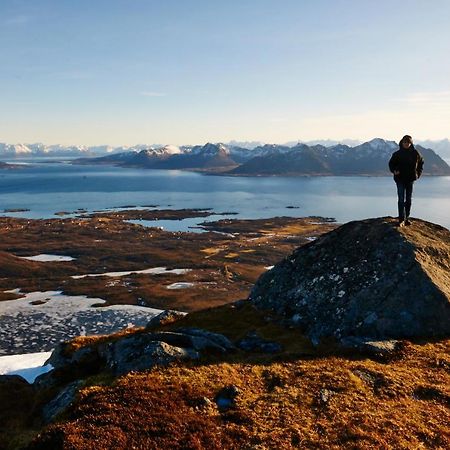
[28,339,450,449]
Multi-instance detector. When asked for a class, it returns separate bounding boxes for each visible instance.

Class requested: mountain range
[2,138,450,158]
[0,143,154,157]
[71,138,450,176]
[228,139,450,176]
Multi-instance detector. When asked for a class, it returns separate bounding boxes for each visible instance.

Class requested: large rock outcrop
[249,217,450,341]
[44,326,236,379]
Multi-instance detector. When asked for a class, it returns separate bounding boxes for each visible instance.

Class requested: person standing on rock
[388,135,424,227]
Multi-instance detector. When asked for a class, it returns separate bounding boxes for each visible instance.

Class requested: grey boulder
[250,217,450,341]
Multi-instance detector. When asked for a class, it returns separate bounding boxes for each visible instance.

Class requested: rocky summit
[249,217,450,341]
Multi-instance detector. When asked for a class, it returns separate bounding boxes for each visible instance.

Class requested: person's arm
[416,152,424,178]
[389,152,399,174]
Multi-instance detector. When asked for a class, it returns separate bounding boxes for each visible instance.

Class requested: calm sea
[1,158,450,230]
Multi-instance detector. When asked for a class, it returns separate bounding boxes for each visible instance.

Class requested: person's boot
[398,217,405,227]
[405,217,411,226]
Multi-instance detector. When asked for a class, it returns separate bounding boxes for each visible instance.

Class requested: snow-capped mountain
[188,142,230,156]
[251,144,294,156]
[70,137,450,176]
[0,143,33,155]
[356,138,397,153]
[284,139,363,147]
[2,138,449,160]
[229,138,450,176]
[225,140,266,149]
[157,144,182,155]
[0,143,89,157]
[130,145,182,158]
[3,137,450,178]
[0,143,156,157]
[75,142,238,170]
[227,144,294,163]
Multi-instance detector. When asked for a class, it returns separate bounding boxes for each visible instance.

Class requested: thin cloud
[393,90,450,107]
[298,103,450,141]
[407,90,450,108]
[140,91,167,97]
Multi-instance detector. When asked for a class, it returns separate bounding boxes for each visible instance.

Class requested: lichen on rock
[249,217,450,341]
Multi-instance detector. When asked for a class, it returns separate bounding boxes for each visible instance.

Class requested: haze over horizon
[1,137,450,150]
[1,0,449,146]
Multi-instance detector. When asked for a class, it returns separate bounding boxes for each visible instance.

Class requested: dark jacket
[388,147,424,183]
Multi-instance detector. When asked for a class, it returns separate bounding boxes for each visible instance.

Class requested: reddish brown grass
[25,303,450,450]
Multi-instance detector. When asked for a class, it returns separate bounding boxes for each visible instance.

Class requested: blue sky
[1,0,449,145]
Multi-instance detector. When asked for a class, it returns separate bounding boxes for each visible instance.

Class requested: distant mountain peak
[160,144,181,154]
[192,142,230,155]
[146,145,181,155]
[368,137,387,144]
[365,138,396,149]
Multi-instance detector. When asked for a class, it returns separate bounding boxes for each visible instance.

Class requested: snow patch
[0,351,53,383]
[0,290,106,313]
[166,282,195,289]
[210,230,237,237]
[71,266,191,279]
[160,144,181,154]
[18,254,76,262]
[0,290,165,355]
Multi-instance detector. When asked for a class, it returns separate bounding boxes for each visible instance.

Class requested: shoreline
[0,209,337,353]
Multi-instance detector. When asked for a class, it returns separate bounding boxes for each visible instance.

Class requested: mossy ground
[0,213,334,309]
[7,302,449,450]
[1,214,449,449]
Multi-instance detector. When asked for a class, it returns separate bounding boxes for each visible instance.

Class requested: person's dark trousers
[396,180,414,220]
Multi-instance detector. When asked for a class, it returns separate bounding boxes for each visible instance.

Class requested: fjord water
[1,160,450,229]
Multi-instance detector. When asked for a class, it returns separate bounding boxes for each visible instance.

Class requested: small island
[0,161,26,170]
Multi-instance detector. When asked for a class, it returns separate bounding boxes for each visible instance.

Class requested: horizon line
[2,136,450,149]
